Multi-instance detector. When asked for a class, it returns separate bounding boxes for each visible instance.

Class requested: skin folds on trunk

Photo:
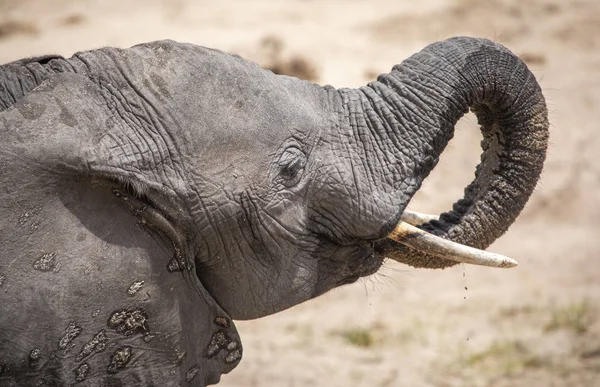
[362,37,549,268]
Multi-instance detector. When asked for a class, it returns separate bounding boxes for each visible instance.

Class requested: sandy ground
[1,0,599,386]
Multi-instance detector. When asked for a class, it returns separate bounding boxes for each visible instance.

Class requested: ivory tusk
[400,210,439,226]
[387,221,518,268]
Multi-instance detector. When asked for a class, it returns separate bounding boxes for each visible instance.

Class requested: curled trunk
[369,37,548,268]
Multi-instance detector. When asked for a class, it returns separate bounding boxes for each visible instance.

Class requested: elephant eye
[277,146,307,187]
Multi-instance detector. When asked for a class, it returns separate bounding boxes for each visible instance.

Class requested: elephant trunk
[367,37,549,268]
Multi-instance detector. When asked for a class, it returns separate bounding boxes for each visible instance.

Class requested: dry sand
[1,0,599,385]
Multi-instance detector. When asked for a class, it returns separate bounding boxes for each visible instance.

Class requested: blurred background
[1,0,598,385]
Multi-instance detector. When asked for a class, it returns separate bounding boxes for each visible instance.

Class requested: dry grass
[544,300,595,335]
[464,340,544,375]
[336,328,376,348]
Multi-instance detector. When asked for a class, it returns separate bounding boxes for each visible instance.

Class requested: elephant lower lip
[352,249,383,278]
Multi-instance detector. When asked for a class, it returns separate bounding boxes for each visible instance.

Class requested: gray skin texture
[0,37,548,386]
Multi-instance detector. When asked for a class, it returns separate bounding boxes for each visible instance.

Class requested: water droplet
[175,351,186,365]
[226,341,237,351]
[58,322,82,349]
[206,343,219,357]
[76,330,108,362]
[18,206,41,227]
[212,331,227,346]
[225,349,242,364]
[127,280,144,296]
[107,346,131,374]
[185,365,199,382]
[205,330,231,358]
[107,308,148,336]
[29,220,40,232]
[74,363,90,382]
[214,316,230,328]
[166,258,184,272]
[29,348,42,365]
[33,252,58,273]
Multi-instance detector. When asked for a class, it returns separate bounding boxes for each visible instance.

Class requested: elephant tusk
[387,222,518,268]
[400,210,439,226]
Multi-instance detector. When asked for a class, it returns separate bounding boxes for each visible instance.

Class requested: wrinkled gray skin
[0,37,548,386]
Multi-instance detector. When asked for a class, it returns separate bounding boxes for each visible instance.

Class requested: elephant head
[132,36,546,319]
[0,36,547,385]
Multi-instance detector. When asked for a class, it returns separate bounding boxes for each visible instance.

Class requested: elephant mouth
[384,210,518,269]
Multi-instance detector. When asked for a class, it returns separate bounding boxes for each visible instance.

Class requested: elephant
[0,36,548,386]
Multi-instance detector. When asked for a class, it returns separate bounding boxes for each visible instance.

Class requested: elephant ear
[0,73,241,386]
